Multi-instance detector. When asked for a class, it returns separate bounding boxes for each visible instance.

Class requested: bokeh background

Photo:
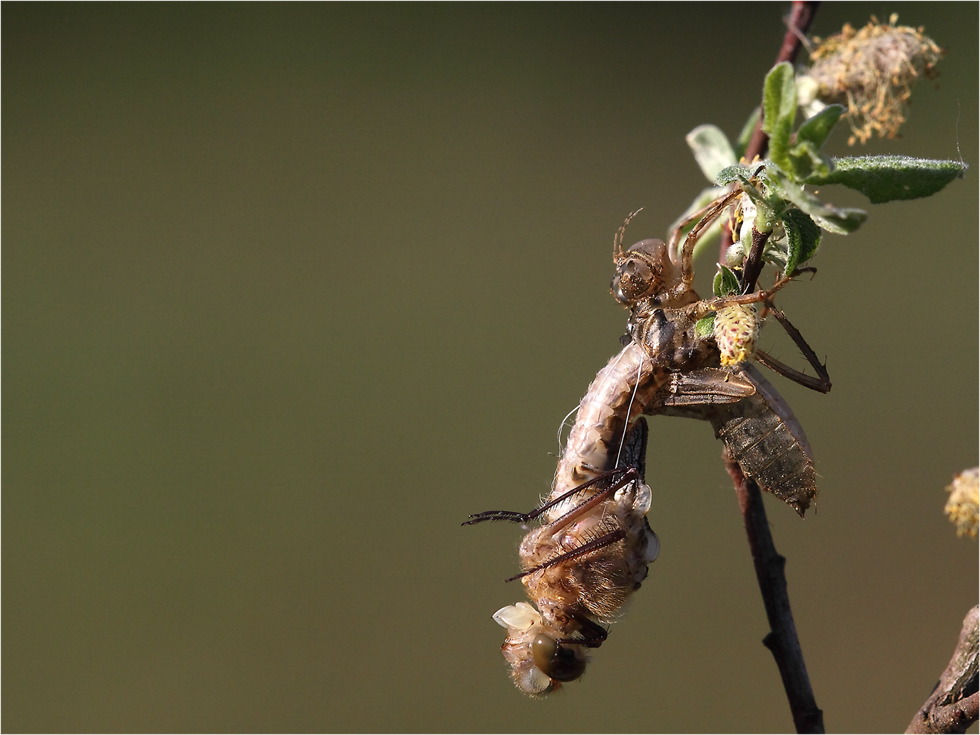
[4,3,977,732]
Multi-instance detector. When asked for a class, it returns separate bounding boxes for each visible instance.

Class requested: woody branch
[905,605,979,734]
[720,3,824,734]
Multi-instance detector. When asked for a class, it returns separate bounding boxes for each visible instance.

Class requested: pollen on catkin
[713,304,759,366]
[799,15,944,145]
[945,467,979,539]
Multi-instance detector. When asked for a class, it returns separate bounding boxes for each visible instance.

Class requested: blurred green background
[4,3,977,732]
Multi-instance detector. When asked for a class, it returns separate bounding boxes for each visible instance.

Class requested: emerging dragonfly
[611,186,831,516]
[465,388,659,695]
[466,183,831,697]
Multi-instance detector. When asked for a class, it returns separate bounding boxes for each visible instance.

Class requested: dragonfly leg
[754,301,831,393]
[687,271,797,319]
[670,189,742,302]
[613,208,645,262]
[560,611,609,649]
[462,466,640,527]
[505,528,628,583]
[666,198,722,266]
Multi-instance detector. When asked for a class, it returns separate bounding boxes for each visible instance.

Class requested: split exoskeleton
[466,181,831,697]
[611,184,831,517]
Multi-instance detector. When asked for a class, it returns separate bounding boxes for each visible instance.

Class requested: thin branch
[739,226,772,296]
[718,5,825,733]
[719,0,820,284]
[724,451,824,733]
[906,605,980,734]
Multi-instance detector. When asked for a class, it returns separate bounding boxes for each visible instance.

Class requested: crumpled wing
[651,363,817,516]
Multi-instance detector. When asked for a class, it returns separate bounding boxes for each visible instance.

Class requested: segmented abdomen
[549,342,667,520]
[707,364,817,516]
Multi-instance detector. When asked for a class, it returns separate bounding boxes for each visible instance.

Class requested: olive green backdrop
[4,3,977,732]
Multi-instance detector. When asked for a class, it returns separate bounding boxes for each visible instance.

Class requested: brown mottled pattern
[717,364,816,516]
[546,342,666,522]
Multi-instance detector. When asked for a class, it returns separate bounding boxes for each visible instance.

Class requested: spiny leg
[666,199,720,265]
[462,466,640,527]
[666,188,740,267]
[685,270,796,320]
[669,188,743,303]
[613,208,645,263]
[504,529,628,583]
[675,269,830,392]
[754,302,832,393]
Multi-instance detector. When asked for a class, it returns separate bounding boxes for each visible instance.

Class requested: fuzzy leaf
[806,156,968,203]
[713,265,740,297]
[774,172,867,234]
[788,140,832,181]
[762,62,797,171]
[686,125,738,182]
[695,314,716,340]
[795,105,845,149]
[715,164,753,186]
[782,209,821,274]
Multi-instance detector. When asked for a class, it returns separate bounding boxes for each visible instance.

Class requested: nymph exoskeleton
[611,187,831,515]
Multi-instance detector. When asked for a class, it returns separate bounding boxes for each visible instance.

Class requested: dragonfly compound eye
[531,634,587,682]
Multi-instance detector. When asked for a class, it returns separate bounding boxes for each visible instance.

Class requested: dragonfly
[465,395,659,695]
[611,187,831,516]
[465,185,831,696]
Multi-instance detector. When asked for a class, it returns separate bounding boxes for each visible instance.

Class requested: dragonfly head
[612,239,683,306]
[531,632,587,683]
[493,602,588,696]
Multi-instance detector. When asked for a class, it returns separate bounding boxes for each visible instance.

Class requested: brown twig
[906,605,980,734]
[717,5,826,733]
[739,226,772,297]
[724,452,824,733]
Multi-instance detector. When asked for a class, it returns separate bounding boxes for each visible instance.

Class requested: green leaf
[773,170,867,234]
[715,163,753,186]
[712,265,740,296]
[695,314,716,340]
[796,105,845,149]
[786,106,843,180]
[782,209,821,274]
[734,107,761,160]
[762,62,797,172]
[806,156,968,203]
[787,140,831,181]
[686,125,737,183]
